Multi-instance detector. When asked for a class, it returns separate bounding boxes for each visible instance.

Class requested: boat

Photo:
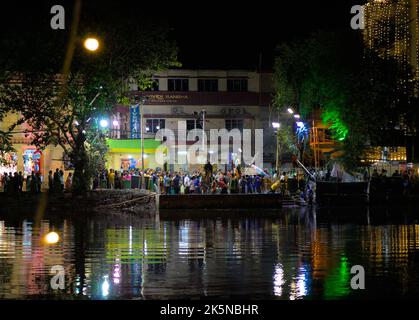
[297,160,369,206]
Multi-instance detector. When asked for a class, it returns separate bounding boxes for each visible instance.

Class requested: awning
[107,139,162,154]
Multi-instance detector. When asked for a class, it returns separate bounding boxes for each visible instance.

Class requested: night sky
[1,0,363,70]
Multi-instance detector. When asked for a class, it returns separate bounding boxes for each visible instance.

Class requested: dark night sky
[166,0,363,69]
[1,0,363,70]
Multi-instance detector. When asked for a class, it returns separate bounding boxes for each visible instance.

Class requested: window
[198,79,218,92]
[168,78,189,91]
[145,79,159,91]
[186,119,202,131]
[145,119,165,133]
[225,119,244,131]
[227,79,248,92]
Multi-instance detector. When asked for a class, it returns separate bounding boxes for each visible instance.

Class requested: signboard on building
[130,105,141,139]
[132,92,272,106]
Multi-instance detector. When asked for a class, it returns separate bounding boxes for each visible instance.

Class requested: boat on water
[297,160,369,206]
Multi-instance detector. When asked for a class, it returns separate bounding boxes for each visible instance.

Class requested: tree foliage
[0,2,179,192]
[273,30,417,169]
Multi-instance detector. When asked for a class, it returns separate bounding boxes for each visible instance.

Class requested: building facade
[1,69,276,184]
[363,0,419,92]
[107,69,275,173]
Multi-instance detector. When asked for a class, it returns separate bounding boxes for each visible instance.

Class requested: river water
[1,207,419,299]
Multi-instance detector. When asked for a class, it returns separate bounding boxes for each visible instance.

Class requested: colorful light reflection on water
[1,207,419,299]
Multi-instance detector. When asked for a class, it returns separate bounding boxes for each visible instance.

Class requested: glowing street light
[100,119,109,128]
[45,232,60,244]
[294,114,300,119]
[84,37,99,52]
[287,108,294,114]
[272,122,280,129]
[296,121,305,128]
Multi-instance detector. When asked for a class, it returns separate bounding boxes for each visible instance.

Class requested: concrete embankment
[0,189,156,216]
[158,193,282,210]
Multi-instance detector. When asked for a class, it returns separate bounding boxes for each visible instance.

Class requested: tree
[273,30,416,170]
[0,113,14,166]
[0,2,179,193]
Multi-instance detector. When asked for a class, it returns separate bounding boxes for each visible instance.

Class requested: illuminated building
[109,69,275,172]
[307,0,419,168]
[363,0,419,93]
[0,69,275,187]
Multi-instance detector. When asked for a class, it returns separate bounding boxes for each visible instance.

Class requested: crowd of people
[0,168,73,194]
[4,162,419,207]
[370,168,419,195]
[1,160,312,197]
[89,161,313,196]
[92,161,282,195]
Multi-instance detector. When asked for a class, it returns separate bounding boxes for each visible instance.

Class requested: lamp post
[139,96,148,189]
[141,101,144,174]
[272,122,280,174]
[271,107,300,175]
[202,110,206,161]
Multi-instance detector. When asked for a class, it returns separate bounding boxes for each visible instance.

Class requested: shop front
[106,139,163,172]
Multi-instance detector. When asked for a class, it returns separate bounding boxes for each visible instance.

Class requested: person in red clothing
[218,177,228,194]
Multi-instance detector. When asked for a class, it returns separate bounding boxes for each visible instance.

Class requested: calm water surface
[1,207,419,299]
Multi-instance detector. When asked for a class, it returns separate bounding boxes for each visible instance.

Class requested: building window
[225,119,244,131]
[198,79,218,92]
[227,79,248,92]
[145,79,159,91]
[168,78,189,91]
[145,119,165,133]
[186,119,202,130]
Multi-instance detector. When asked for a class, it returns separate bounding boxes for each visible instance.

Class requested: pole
[140,100,144,189]
[275,129,279,174]
[202,109,206,161]
[141,103,144,172]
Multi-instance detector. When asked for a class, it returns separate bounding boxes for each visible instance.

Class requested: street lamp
[272,122,281,175]
[84,37,100,52]
[287,108,294,114]
[138,96,149,188]
[100,119,109,128]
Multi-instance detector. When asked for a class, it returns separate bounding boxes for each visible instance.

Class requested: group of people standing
[93,161,278,195]
[1,171,42,193]
[159,170,268,195]
[0,168,73,193]
[47,169,73,193]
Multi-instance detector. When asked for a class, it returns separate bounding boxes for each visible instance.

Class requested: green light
[321,108,348,141]
[323,255,351,299]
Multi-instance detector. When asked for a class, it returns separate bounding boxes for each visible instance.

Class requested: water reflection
[0,207,419,299]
